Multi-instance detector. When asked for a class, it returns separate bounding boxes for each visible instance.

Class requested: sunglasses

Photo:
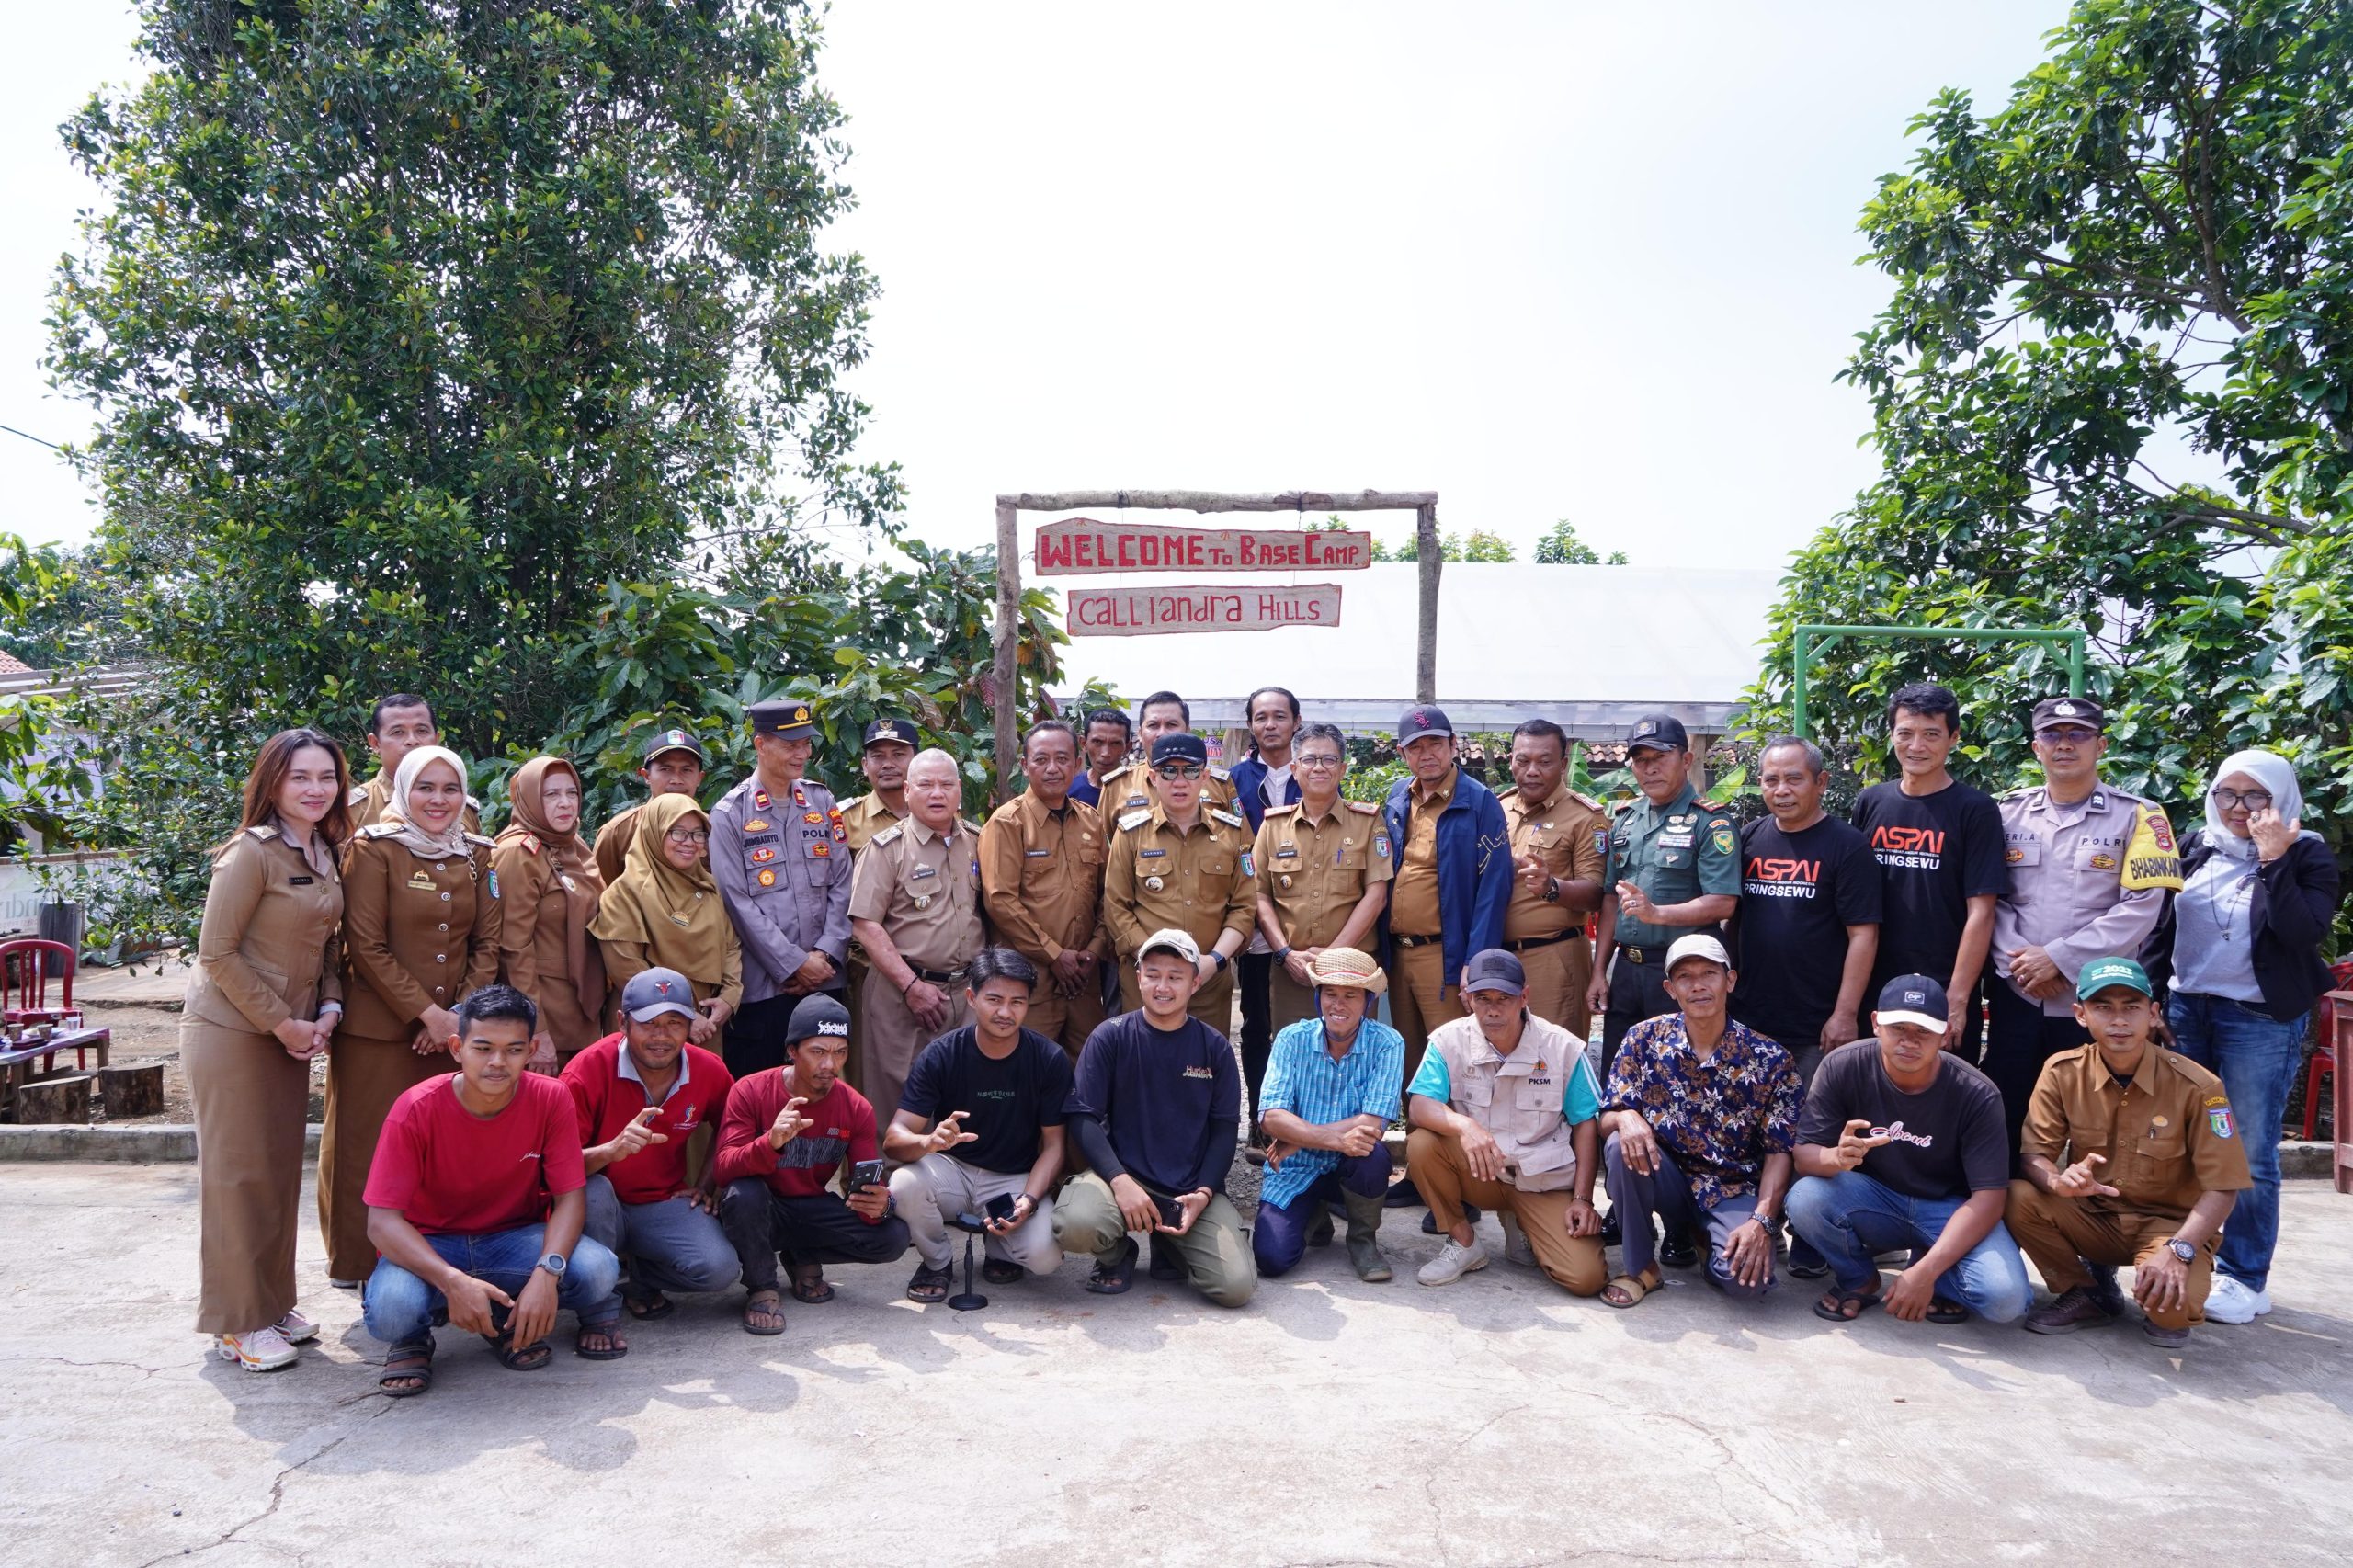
[1154,765,1204,780]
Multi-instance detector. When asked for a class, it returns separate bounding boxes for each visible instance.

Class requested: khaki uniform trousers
[1517,936,1593,1041]
[860,967,971,1130]
[1386,941,1467,1087]
[1051,1170,1256,1307]
[1269,965,1321,1036]
[1405,1127,1606,1297]
[186,1021,313,1334]
[318,1035,449,1281]
[843,956,871,1107]
[2005,1181,2217,1329]
[1119,964,1237,1039]
[1024,973,1108,1061]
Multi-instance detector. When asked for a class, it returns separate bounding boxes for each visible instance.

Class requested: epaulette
[1208,808,1245,829]
[464,832,497,849]
[1346,800,1380,815]
[871,824,904,847]
[347,785,369,803]
[1612,798,1637,814]
[2002,786,2040,801]
[246,824,276,839]
[1495,784,1518,799]
[959,817,983,835]
[517,834,541,857]
[1696,797,1727,813]
[1568,790,1603,812]
[1264,802,1302,818]
[1209,764,1231,780]
[1118,810,1152,832]
[358,822,404,839]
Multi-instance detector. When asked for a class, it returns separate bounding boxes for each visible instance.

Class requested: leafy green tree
[1389,528,1516,562]
[47,0,899,754]
[1745,0,2353,866]
[1316,514,1392,560]
[1533,519,1626,564]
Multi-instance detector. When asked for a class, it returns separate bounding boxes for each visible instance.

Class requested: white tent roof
[1051,562,1779,737]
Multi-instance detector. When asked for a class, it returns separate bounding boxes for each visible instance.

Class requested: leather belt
[1392,933,1442,949]
[910,964,970,985]
[1618,945,1658,965]
[1501,930,1581,953]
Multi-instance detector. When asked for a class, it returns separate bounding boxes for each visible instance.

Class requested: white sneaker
[1500,1213,1536,1267]
[275,1308,319,1345]
[2203,1274,2271,1324]
[327,1278,361,1290]
[218,1326,299,1371]
[1417,1238,1490,1287]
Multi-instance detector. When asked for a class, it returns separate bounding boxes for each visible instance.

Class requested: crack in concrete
[1421,1400,1532,1566]
[3,1354,172,1379]
[134,1402,392,1568]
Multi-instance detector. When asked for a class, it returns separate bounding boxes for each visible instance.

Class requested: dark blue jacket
[1380,767,1513,981]
[2143,828,2342,1024]
[1228,751,1303,833]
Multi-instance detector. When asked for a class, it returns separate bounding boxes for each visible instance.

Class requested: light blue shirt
[1256,1016,1404,1209]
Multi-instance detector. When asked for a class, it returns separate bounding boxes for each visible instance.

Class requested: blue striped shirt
[1256,1016,1404,1208]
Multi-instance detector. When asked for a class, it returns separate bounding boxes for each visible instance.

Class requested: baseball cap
[1874,974,1949,1034]
[1626,713,1689,754]
[1149,733,1210,769]
[641,726,708,766]
[1304,947,1387,994]
[2030,695,2106,733]
[749,699,819,740]
[1664,933,1731,973]
[1137,927,1201,967]
[861,717,916,749]
[786,993,851,1042]
[2075,955,2153,1001]
[1461,949,1527,994]
[1396,705,1452,744]
[620,967,699,1022]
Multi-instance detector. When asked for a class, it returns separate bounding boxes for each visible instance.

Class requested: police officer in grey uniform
[710,698,854,1077]
[1986,695,2175,1157]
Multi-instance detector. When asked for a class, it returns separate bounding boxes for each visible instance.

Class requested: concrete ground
[7,1167,2353,1568]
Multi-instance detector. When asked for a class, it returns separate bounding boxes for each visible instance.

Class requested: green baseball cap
[2075,956,2153,1001]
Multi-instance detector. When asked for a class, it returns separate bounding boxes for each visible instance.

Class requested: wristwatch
[1753,1210,1783,1235]
[2165,1237,2196,1265]
[1211,950,1231,972]
[537,1252,568,1278]
[1544,876,1561,903]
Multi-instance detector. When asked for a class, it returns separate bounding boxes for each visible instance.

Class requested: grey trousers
[888,1153,1063,1274]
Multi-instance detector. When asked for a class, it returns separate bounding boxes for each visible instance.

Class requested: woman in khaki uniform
[494,756,607,1070]
[319,744,502,1285]
[590,792,741,1046]
[186,728,354,1371]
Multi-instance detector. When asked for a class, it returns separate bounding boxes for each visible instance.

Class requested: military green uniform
[1102,800,1257,1033]
[1598,782,1739,1068]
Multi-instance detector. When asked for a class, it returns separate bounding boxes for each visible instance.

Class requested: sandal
[487,1335,553,1371]
[1927,1297,1970,1324]
[742,1290,788,1336]
[905,1263,954,1304]
[1086,1236,1139,1295]
[982,1258,1026,1286]
[1602,1271,1660,1310]
[1813,1285,1884,1323]
[789,1265,835,1305]
[378,1343,434,1397]
[574,1323,630,1360]
[624,1291,675,1322]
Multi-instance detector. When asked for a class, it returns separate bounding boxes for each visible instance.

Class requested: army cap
[2031,695,2106,733]
[620,967,699,1021]
[1138,927,1202,967]
[1396,705,1452,744]
[1461,949,1527,994]
[1665,933,1731,974]
[1150,733,1210,769]
[642,725,708,766]
[861,716,917,750]
[1626,713,1689,754]
[2075,955,2153,1001]
[750,699,819,740]
[786,993,851,1042]
[1875,974,1949,1034]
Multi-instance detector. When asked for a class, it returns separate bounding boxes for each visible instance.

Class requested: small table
[0,1028,113,1121]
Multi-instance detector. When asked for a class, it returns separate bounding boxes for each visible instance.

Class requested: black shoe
[1383,1176,1425,1210]
[1421,1202,1479,1234]
[1086,1237,1139,1295]
[1598,1211,1623,1247]
[1660,1230,1699,1269]
[2087,1263,2128,1318]
[1147,1234,1183,1280]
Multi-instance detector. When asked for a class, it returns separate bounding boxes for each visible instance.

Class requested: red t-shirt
[715,1068,879,1214]
[363,1073,586,1236]
[561,1033,735,1206]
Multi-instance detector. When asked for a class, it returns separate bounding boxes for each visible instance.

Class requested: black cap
[749,699,818,740]
[1149,733,1209,768]
[1461,949,1527,994]
[861,717,917,749]
[2030,695,2106,733]
[1397,705,1452,744]
[786,993,851,1043]
[641,725,708,766]
[1874,973,1949,1034]
[1626,713,1689,753]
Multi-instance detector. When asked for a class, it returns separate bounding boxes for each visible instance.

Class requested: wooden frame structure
[990,490,1439,794]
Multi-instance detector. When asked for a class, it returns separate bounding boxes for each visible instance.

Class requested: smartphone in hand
[984,1192,1017,1223]
[1152,1192,1185,1229]
[849,1159,886,1193]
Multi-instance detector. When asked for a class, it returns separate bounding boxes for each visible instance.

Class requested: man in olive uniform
[1497,720,1606,1039]
[593,725,708,883]
[848,748,986,1125]
[1587,713,1740,1077]
[1253,722,1392,1046]
[835,716,916,1096]
[350,693,481,833]
[709,699,852,1078]
[1097,691,1238,816]
[980,720,1111,1057]
[1102,733,1257,1032]
[1987,696,2176,1156]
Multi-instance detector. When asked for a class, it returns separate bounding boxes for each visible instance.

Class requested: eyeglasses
[1154,765,1203,781]
[665,828,711,846]
[2211,789,2272,810]
[1295,754,1343,770]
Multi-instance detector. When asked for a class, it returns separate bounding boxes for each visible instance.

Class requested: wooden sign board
[1067,584,1344,637]
[1035,518,1373,575]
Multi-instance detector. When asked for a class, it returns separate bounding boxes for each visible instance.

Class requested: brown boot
[2025,1284,2118,1335]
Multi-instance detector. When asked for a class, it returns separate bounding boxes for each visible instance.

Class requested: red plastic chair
[0,937,76,1027]
[2313,988,2350,1142]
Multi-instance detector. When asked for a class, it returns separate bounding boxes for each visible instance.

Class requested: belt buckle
[1623,945,1645,965]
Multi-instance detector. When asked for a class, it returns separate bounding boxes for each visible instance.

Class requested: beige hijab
[499,756,605,1021]
[588,793,730,987]
[379,745,473,863]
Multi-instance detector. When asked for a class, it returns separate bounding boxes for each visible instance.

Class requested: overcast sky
[4,1,2072,564]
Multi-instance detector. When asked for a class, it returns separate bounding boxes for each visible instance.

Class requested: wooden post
[1415,502,1440,703]
[991,501,1021,802]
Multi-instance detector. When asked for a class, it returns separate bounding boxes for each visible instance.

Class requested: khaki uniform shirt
[1099,758,1237,817]
[1418,1012,1596,1192]
[337,827,503,1041]
[2022,1043,2252,1221]
[184,827,345,1035]
[491,834,607,1052]
[1253,799,1393,950]
[838,792,909,855]
[847,816,986,975]
[350,772,481,835]
[1995,785,2169,1017]
[979,791,1110,964]
[1388,772,1455,937]
[592,801,642,885]
[1499,784,1606,942]
[1102,801,1258,959]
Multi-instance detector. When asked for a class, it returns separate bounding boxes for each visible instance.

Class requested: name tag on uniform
[1656,832,1695,848]
[289,875,314,885]
[1140,848,1167,858]
[1275,846,1299,858]
[407,870,437,890]
[1025,848,1051,858]
[911,865,938,880]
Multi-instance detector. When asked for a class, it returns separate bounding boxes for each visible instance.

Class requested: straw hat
[1304,947,1387,994]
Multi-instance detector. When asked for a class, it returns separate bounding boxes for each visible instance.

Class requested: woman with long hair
[185,728,353,1370]
[319,744,502,1286]
[494,756,608,1070]
[591,792,740,1045]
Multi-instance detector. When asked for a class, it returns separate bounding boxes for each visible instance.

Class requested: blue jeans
[362,1224,622,1347]
[2168,993,2305,1292]
[1253,1145,1392,1277]
[1784,1170,2030,1323]
[1602,1133,1772,1300]
[583,1175,739,1305]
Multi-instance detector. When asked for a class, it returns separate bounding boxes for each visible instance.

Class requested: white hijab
[380,744,473,862]
[2202,748,2303,863]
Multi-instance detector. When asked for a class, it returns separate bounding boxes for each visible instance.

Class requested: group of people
[178,679,2338,1390]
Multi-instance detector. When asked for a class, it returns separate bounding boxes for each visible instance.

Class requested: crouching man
[1404,949,1607,1296]
[563,967,740,1322]
[884,949,1073,1301]
[1253,947,1403,1283]
[2009,957,2249,1349]
[363,985,626,1396]
[715,994,911,1335]
[1053,928,1256,1306]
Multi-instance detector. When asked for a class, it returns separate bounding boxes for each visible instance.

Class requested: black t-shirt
[1850,779,2008,991]
[899,1026,1073,1176]
[1066,1010,1239,1195]
[1730,814,1881,1047]
[1797,1039,2009,1199]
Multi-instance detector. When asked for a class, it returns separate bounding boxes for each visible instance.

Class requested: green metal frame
[1791,624,2086,739]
